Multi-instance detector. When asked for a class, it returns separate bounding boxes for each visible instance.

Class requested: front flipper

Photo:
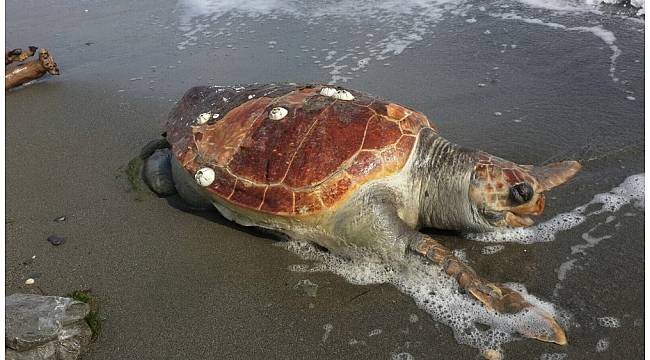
[410,235,567,345]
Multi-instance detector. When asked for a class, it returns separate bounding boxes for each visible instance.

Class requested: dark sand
[6,0,644,359]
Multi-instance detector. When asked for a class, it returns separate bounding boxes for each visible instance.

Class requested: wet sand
[5,0,644,359]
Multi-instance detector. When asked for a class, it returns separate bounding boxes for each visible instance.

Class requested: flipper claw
[468,283,567,345]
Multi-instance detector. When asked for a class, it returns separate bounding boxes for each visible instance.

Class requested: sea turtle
[140,83,580,345]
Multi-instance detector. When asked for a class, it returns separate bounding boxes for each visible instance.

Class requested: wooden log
[5,48,59,90]
[5,46,38,65]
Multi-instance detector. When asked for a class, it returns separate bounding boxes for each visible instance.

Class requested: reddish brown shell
[165,84,436,216]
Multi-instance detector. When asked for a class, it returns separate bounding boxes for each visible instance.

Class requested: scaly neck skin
[409,129,487,231]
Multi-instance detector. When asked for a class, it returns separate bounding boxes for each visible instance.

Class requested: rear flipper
[143,148,177,196]
[141,139,212,210]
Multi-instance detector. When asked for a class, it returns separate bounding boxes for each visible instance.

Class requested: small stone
[25,278,35,285]
[493,112,502,116]
[54,216,66,222]
[27,272,42,279]
[477,83,486,87]
[47,235,65,246]
[626,96,636,101]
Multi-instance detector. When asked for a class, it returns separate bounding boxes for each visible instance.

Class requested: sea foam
[278,240,566,358]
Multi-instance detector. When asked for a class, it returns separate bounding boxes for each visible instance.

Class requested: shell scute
[294,191,324,214]
[362,115,402,150]
[346,151,383,180]
[208,166,237,198]
[386,103,411,120]
[261,186,295,214]
[195,97,273,166]
[282,101,371,187]
[320,176,354,208]
[230,180,266,209]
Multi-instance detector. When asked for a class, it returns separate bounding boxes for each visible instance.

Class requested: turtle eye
[509,183,534,204]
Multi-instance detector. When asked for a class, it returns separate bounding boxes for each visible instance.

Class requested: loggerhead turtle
[140,83,580,345]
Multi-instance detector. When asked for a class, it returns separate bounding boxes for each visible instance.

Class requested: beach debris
[5,47,59,90]
[24,278,35,285]
[493,111,503,116]
[294,279,318,297]
[54,216,66,222]
[47,235,65,246]
[195,167,216,186]
[5,293,92,359]
[5,46,37,65]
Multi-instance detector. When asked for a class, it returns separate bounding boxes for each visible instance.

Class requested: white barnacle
[248,94,256,99]
[196,112,211,125]
[333,89,354,101]
[212,113,220,119]
[195,167,215,187]
[320,87,337,97]
[269,107,288,121]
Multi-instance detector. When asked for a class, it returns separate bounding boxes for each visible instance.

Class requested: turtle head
[468,153,581,229]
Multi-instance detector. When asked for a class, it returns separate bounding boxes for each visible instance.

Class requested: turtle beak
[506,195,545,227]
[527,161,582,191]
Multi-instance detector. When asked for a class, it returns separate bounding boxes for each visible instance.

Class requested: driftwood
[5,47,59,90]
[5,46,38,65]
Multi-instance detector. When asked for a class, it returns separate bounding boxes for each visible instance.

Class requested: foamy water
[518,0,644,15]
[278,240,568,358]
[175,0,643,83]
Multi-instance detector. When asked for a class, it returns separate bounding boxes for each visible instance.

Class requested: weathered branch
[5,46,38,65]
[5,48,59,90]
